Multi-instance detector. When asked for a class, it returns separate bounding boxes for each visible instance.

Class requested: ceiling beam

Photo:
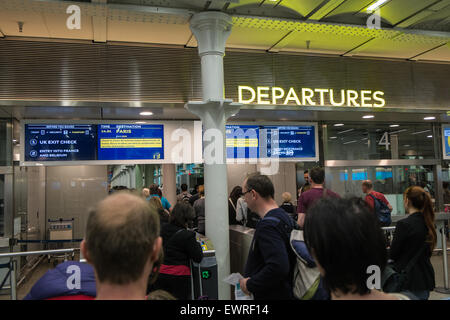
[185,33,197,48]
[207,0,239,10]
[340,37,376,56]
[394,0,450,28]
[267,30,297,52]
[306,0,348,21]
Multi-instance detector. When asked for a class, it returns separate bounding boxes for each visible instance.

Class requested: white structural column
[185,11,241,300]
[162,164,177,208]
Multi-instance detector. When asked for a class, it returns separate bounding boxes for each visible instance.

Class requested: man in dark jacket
[239,173,295,300]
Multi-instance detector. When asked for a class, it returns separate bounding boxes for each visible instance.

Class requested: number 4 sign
[379,132,390,150]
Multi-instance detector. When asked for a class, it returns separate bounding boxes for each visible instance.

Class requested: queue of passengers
[24,167,439,300]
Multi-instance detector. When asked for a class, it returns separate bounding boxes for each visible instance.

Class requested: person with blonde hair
[280,192,296,222]
[142,188,150,199]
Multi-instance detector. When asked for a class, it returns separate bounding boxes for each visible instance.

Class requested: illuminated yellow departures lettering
[237,85,386,108]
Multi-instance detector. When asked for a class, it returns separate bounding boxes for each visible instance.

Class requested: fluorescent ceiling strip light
[390,129,407,134]
[367,0,390,12]
[337,129,355,134]
[343,140,357,145]
[411,130,431,135]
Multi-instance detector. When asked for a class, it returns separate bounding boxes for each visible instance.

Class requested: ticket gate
[191,235,218,300]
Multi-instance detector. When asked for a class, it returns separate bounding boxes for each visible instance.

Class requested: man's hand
[297,213,306,228]
[239,277,251,295]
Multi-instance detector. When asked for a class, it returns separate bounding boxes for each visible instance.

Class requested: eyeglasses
[242,189,253,196]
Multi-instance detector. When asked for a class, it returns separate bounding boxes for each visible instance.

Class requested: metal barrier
[0,248,80,300]
[382,225,449,293]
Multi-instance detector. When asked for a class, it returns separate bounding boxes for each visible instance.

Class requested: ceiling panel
[0,10,49,38]
[107,20,191,44]
[350,38,449,59]
[42,12,94,40]
[227,26,289,50]
[4,104,448,123]
[320,0,374,19]
[227,0,305,19]
[280,31,372,55]
[410,6,450,31]
[277,0,327,18]
[381,0,440,26]
[412,42,450,61]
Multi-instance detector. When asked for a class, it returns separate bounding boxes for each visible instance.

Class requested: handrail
[0,248,80,300]
[0,248,79,259]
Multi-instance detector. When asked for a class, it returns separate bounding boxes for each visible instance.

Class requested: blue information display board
[97,124,164,160]
[261,126,316,158]
[444,125,450,160]
[226,125,259,159]
[24,124,97,161]
[225,124,317,159]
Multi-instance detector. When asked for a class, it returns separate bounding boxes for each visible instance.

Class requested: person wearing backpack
[238,173,296,300]
[177,183,192,203]
[362,180,393,227]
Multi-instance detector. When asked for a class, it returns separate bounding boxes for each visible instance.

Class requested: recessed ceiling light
[362,115,374,119]
[329,136,337,139]
[403,144,410,147]
[427,135,433,138]
[334,123,344,127]
[135,121,146,124]
[424,116,435,120]
[389,124,399,128]
[139,111,153,116]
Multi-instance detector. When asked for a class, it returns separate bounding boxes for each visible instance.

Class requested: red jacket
[365,191,390,213]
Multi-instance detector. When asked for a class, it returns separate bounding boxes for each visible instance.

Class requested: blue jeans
[409,290,430,300]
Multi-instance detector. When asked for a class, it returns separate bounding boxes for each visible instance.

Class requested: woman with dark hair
[389,186,436,300]
[152,202,203,300]
[228,186,242,226]
[304,197,411,300]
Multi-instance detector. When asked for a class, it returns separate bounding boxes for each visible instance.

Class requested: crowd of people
[24,167,444,301]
